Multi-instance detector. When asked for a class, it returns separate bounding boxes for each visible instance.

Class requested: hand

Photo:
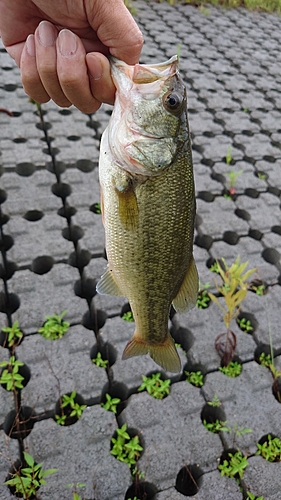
[0,0,143,113]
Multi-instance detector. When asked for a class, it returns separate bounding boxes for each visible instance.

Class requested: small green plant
[122,311,134,322]
[101,393,121,414]
[219,361,242,378]
[203,419,231,433]
[111,424,143,465]
[0,356,24,391]
[92,202,101,214]
[250,283,266,296]
[225,146,233,165]
[38,311,69,340]
[210,261,219,273]
[138,372,171,399]
[257,172,267,180]
[256,434,281,462]
[259,352,272,368]
[61,391,87,418]
[55,414,67,426]
[1,321,23,349]
[208,394,221,407]
[66,482,86,500]
[185,370,204,387]
[5,452,57,499]
[196,282,211,309]
[218,450,248,479]
[92,352,108,368]
[246,492,264,500]
[243,108,249,113]
[237,317,253,333]
[175,342,187,355]
[225,169,243,197]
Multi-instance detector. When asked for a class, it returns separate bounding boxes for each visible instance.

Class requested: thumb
[86,0,143,64]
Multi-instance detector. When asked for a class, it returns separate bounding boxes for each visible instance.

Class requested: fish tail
[122,331,181,373]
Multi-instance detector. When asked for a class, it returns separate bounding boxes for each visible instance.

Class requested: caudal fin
[122,331,181,373]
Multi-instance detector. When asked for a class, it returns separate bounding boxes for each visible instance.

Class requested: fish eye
[163,91,182,113]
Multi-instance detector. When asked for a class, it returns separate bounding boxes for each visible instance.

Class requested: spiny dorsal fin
[172,256,199,313]
[96,267,123,296]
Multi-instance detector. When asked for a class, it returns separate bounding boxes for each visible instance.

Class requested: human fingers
[86,0,143,64]
[86,53,115,106]
[34,21,71,107]
[20,35,50,103]
[56,30,114,113]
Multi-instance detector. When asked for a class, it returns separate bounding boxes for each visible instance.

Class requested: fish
[97,55,198,372]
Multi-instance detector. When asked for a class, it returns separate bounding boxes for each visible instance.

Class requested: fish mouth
[110,55,178,87]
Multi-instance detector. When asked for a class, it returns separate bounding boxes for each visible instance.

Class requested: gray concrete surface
[0,1,281,499]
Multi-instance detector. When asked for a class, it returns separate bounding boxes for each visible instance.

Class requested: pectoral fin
[172,256,199,313]
[96,267,123,296]
[114,172,138,230]
[122,331,181,373]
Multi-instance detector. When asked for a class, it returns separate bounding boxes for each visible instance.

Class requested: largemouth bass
[97,55,198,372]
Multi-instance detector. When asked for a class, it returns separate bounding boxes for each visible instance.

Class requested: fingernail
[58,29,77,57]
[87,54,103,80]
[26,34,35,57]
[38,20,56,47]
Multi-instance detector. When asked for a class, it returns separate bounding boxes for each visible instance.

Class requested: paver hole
[254,343,277,365]
[183,361,206,386]
[0,260,18,280]
[68,249,91,270]
[67,135,81,141]
[0,189,7,204]
[31,255,54,275]
[13,137,27,143]
[194,234,213,250]
[0,361,30,391]
[82,308,107,332]
[101,380,129,415]
[200,401,226,431]
[236,311,258,334]
[170,325,194,354]
[4,83,17,91]
[43,146,60,156]
[36,121,52,131]
[248,228,263,240]
[59,109,72,115]
[62,225,84,243]
[54,392,86,426]
[0,292,20,314]
[110,426,144,463]
[23,209,44,221]
[197,191,215,202]
[235,208,250,221]
[271,225,281,235]
[0,212,9,226]
[76,159,96,172]
[74,277,97,300]
[46,160,66,175]
[267,186,281,197]
[51,182,72,200]
[15,162,35,177]
[245,188,259,198]
[57,205,77,219]
[125,481,158,500]
[263,155,275,163]
[90,341,117,368]
[272,377,281,404]
[0,234,14,251]
[262,247,280,264]
[90,202,101,214]
[223,231,239,245]
[255,170,268,181]
[175,464,203,496]
[3,406,36,439]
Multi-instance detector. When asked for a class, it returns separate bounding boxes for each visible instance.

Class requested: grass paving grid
[0,1,281,499]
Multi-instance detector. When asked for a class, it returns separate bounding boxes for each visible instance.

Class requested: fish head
[108,56,189,176]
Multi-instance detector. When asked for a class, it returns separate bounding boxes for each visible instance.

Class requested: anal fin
[96,267,123,296]
[172,256,199,313]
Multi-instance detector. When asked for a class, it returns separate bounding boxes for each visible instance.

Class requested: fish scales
[97,56,198,372]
